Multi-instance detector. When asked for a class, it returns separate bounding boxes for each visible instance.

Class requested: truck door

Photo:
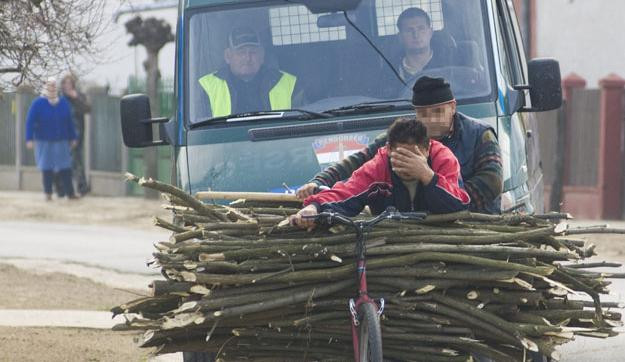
[502,0,545,213]
[493,0,536,212]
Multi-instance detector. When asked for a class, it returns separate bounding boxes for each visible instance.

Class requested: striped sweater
[309,112,503,214]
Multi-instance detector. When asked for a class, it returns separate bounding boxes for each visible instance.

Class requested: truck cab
[121,0,562,213]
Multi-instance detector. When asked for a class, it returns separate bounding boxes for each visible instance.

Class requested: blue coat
[25,96,77,142]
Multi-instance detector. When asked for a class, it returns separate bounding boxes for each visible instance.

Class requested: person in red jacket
[291,117,470,230]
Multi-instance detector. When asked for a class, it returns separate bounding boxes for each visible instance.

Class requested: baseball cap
[228,27,261,49]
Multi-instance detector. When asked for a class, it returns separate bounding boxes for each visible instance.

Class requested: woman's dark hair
[397,7,431,31]
[387,117,429,148]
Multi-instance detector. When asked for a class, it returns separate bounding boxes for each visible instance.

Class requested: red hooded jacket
[304,139,470,216]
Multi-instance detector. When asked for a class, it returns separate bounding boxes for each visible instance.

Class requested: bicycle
[307,207,426,362]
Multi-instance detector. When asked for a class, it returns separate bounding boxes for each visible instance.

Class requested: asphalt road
[0,221,167,274]
[1,220,624,361]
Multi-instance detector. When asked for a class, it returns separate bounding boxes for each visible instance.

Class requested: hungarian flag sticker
[312,134,370,170]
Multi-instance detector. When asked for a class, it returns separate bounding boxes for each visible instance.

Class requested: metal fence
[566,89,600,186]
[90,92,123,172]
[0,93,16,165]
[537,88,601,187]
[19,92,37,167]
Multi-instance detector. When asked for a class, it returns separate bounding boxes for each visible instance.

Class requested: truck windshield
[187,0,493,124]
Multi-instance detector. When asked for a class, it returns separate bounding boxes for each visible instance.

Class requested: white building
[523,0,624,86]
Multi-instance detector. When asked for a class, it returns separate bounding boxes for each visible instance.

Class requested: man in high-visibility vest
[198,27,304,118]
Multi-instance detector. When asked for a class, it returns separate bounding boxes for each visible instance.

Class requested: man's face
[225,45,264,81]
[61,79,74,94]
[414,100,456,138]
[389,142,429,181]
[398,16,433,52]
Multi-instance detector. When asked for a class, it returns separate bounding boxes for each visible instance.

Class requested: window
[376,0,444,36]
[269,5,346,45]
[497,0,523,83]
[187,0,494,123]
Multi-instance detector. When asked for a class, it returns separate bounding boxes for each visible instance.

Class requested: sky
[77,0,178,95]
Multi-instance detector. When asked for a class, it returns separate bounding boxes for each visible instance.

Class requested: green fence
[19,92,38,167]
[0,94,16,165]
[90,93,123,172]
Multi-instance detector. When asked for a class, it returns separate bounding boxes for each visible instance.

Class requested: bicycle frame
[312,207,426,362]
[350,220,380,362]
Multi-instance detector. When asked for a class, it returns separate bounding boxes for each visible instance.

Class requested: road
[0,221,167,275]
[0,220,624,361]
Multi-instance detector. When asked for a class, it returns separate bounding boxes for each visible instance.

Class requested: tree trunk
[143,50,160,199]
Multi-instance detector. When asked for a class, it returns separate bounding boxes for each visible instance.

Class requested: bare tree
[125,15,174,198]
[0,0,107,88]
[125,15,174,118]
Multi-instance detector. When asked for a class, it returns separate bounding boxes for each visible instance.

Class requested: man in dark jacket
[297,76,503,214]
[61,73,91,196]
[198,27,304,117]
[291,117,469,230]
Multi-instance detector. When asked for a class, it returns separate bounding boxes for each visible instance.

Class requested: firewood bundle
[113,174,624,361]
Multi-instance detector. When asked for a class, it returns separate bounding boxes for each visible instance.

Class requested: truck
[120,0,561,359]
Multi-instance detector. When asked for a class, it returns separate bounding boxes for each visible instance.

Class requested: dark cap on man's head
[412,76,454,107]
[228,27,261,49]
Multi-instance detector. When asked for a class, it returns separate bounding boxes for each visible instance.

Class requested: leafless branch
[0,0,109,89]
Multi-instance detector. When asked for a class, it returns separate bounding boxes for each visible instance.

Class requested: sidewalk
[0,309,126,329]
[0,309,182,361]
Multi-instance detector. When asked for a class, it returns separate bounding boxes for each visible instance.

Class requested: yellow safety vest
[198,71,297,117]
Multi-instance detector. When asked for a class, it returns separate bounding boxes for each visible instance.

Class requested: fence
[538,73,625,219]
[0,79,174,197]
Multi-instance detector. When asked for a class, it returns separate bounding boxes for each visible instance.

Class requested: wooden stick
[126,173,228,221]
[196,191,301,203]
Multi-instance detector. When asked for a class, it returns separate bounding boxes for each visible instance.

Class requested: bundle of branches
[113,174,624,362]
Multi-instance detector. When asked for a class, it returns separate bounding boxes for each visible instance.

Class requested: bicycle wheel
[358,302,383,362]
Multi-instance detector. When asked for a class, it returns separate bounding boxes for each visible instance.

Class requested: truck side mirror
[120,94,168,148]
[518,58,563,112]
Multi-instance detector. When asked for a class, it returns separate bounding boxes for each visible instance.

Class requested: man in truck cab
[377,6,456,99]
[297,76,503,214]
[395,7,450,81]
[291,117,470,230]
[198,26,305,117]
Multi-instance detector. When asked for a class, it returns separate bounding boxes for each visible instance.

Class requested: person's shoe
[45,194,53,202]
[78,185,91,197]
[67,195,79,201]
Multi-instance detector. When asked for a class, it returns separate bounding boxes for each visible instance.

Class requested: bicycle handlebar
[305,207,427,229]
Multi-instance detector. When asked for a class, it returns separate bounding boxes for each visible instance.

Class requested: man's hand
[390,146,434,184]
[26,141,34,150]
[289,204,318,231]
[66,89,78,99]
[70,140,78,149]
[296,183,319,200]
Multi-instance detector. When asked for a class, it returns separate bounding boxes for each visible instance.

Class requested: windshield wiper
[322,99,413,116]
[190,108,331,129]
[342,12,407,88]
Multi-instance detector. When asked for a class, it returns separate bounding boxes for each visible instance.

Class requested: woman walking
[25,77,78,201]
